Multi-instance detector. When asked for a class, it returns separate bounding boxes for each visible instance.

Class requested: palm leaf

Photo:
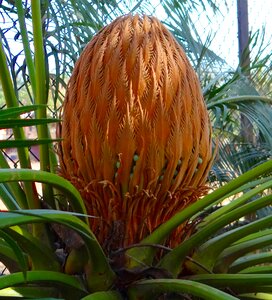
[0,271,87,299]
[0,139,61,148]
[128,278,239,300]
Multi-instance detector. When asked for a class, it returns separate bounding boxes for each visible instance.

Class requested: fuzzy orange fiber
[58,15,213,251]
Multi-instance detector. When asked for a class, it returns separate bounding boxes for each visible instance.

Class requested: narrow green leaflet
[0,230,28,278]
[0,183,21,210]
[31,0,52,175]
[81,291,122,300]
[0,210,116,292]
[199,178,272,227]
[128,160,272,271]
[0,139,61,149]
[216,233,272,271]
[0,238,26,270]
[0,118,59,129]
[4,226,60,271]
[15,0,36,95]
[0,153,27,209]
[0,271,87,299]
[186,196,272,273]
[158,161,272,242]
[0,169,87,217]
[239,266,272,274]
[239,293,272,300]
[127,279,239,300]
[207,95,272,109]
[0,105,46,119]
[0,286,62,299]
[229,252,272,273]
[187,274,272,294]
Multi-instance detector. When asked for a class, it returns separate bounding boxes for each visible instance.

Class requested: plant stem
[0,34,38,209]
[15,0,36,97]
[31,0,55,208]
[0,152,27,208]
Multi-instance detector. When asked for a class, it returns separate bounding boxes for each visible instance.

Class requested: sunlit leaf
[81,291,122,300]
[0,169,87,217]
[0,271,87,299]
[0,105,46,119]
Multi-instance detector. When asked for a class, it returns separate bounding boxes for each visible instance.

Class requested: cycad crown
[58,14,213,250]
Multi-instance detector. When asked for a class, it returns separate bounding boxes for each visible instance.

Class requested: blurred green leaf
[127,160,272,270]
[190,212,272,273]
[216,232,272,272]
[0,209,116,292]
[187,274,272,293]
[0,139,60,149]
[0,169,87,215]
[0,271,87,299]
[128,278,239,300]
[4,226,60,271]
[0,118,59,129]
[0,286,61,299]
[0,230,28,277]
[0,105,46,119]
[81,291,122,300]
[239,293,272,300]
[229,252,272,273]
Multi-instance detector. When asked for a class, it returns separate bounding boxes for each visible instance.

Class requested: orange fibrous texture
[58,14,213,250]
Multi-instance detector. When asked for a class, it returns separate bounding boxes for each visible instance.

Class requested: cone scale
[58,15,213,251]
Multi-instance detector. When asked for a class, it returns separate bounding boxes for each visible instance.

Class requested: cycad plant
[0,1,272,299]
[58,14,213,250]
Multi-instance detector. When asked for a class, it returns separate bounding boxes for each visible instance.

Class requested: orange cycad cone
[58,15,213,251]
